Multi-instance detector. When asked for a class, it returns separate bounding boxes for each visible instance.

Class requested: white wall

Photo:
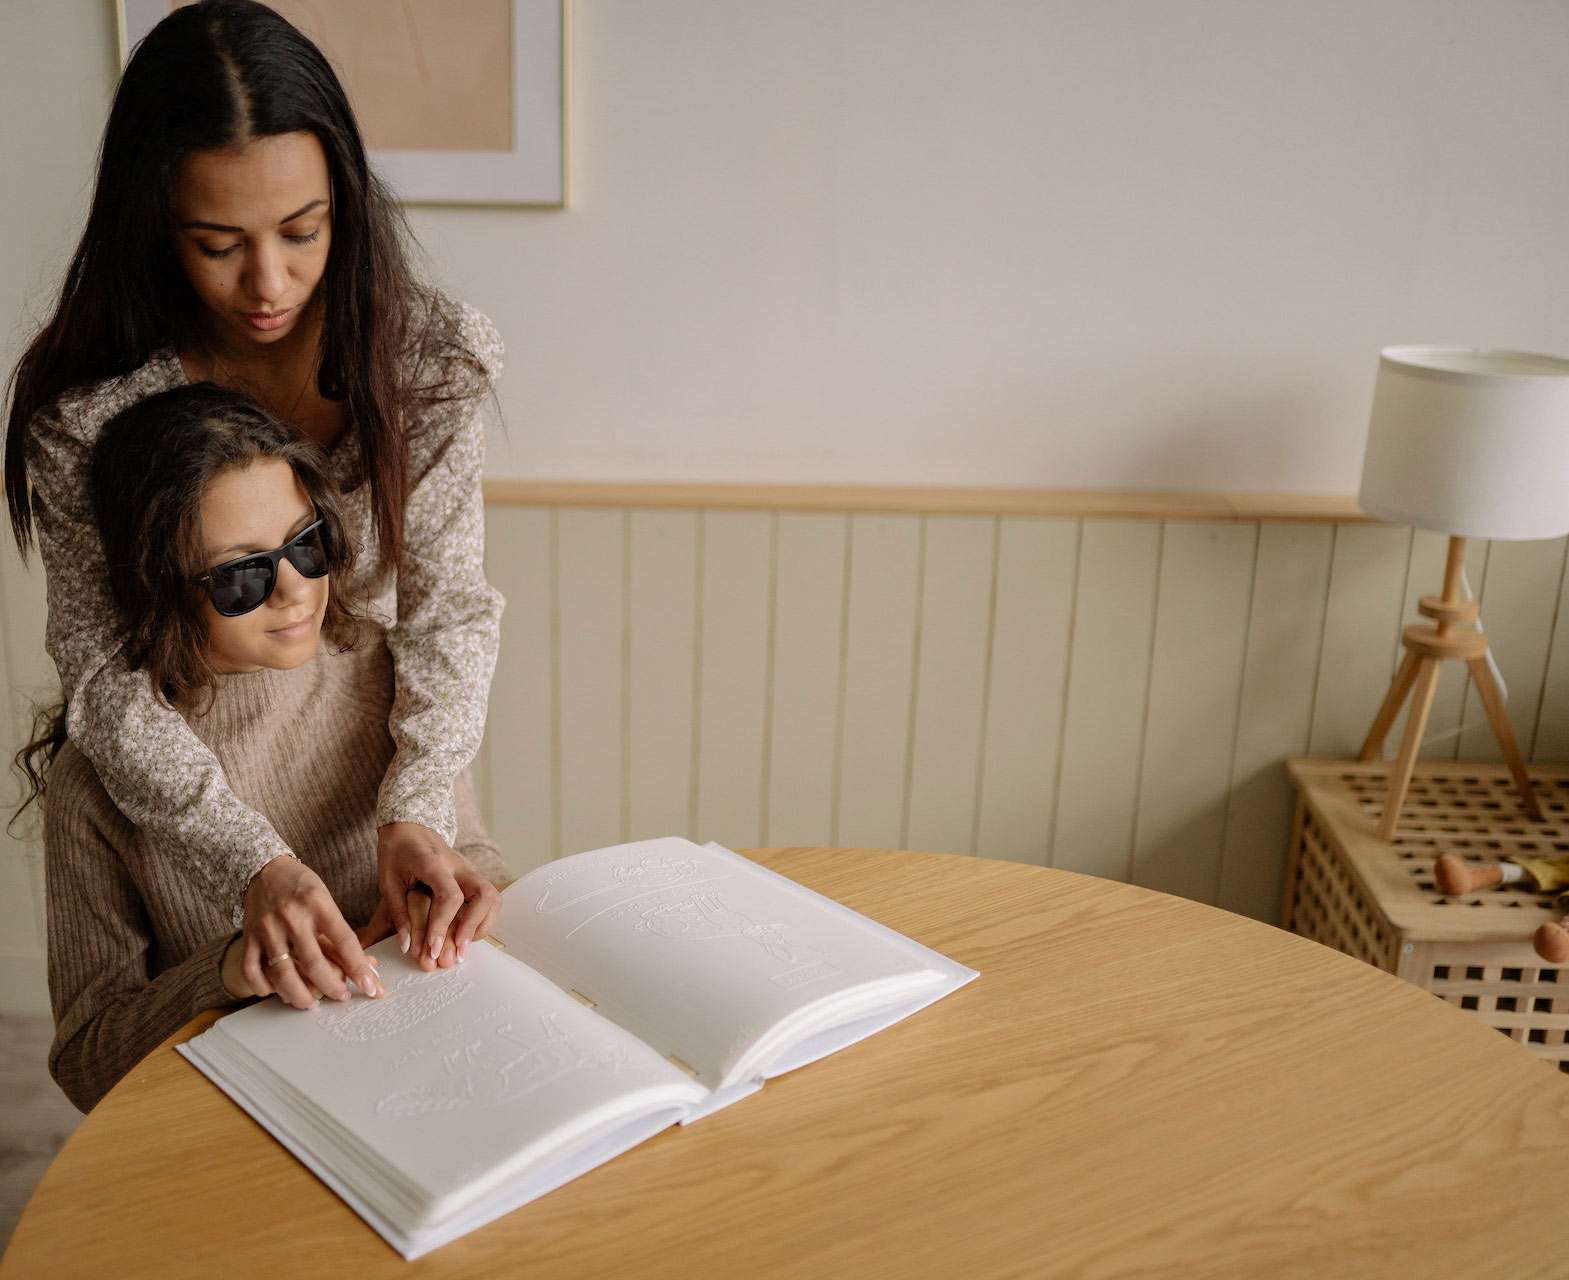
[7,3,1568,495]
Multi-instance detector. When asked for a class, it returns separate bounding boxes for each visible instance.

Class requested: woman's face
[174,131,333,351]
[198,457,329,673]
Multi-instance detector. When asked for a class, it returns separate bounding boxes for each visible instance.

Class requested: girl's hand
[240,855,381,1008]
[376,823,501,972]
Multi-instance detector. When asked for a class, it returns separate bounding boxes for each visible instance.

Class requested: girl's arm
[27,394,295,927]
[44,748,251,1114]
[375,302,506,844]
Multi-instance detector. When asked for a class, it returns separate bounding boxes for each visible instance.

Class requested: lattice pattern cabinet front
[1283,758,1569,1072]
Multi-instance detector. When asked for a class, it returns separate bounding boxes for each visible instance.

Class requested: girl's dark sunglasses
[195,518,331,617]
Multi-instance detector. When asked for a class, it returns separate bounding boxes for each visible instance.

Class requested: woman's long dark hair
[11,383,359,820]
[4,0,477,570]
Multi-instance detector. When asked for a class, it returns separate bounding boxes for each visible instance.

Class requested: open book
[176,839,978,1260]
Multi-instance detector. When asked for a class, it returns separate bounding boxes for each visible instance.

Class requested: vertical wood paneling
[1050,521,1161,880]
[1132,522,1256,903]
[0,844,42,954]
[482,506,554,874]
[17,492,1569,1023]
[765,513,847,847]
[1307,524,1412,756]
[627,510,699,841]
[1,535,49,968]
[974,518,1078,865]
[555,509,625,858]
[1455,536,1566,763]
[1530,545,1569,762]
[904,517,996,855]
[692,511,772,848]
[835,515,922,849]
[1394,532,1487,761]
[1,536,50,826]
[1217,523,1334,922]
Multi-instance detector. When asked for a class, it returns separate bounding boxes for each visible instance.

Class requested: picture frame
[116,0,569,208]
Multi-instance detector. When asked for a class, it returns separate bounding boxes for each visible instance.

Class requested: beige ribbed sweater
[45,628,507,1114]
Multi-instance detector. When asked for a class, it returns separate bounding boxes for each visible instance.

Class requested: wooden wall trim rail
[480,480,1373,523]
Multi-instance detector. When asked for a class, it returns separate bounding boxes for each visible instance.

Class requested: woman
[22,383,506,1112]
[3,0,504,1005]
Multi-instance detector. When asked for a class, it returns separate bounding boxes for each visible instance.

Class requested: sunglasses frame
[194,516,331,617]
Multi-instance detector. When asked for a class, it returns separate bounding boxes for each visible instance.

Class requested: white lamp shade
[1358,346,1569,541]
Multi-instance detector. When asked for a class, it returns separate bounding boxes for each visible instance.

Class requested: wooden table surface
[6,847,1569,1279]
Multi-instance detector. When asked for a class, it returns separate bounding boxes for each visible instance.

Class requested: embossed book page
[496,839,975,1090]
[178,936,706,1250]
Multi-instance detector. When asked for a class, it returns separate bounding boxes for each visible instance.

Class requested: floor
[0,1016,82,1256]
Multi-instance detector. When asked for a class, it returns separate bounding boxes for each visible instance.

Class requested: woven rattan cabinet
[1283,758,1569,1072]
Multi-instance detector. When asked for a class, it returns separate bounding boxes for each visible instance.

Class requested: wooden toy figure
[1433,854,1569,962]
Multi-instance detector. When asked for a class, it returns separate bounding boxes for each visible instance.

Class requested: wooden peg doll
[1433,854,1569,962]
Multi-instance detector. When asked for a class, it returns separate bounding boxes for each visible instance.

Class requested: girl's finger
[380,871,414,958]
[241,932,274,999]
[259,923,316,1009]
[405,886,431,966]
[421,877,465,970]
[288,924,349,1003]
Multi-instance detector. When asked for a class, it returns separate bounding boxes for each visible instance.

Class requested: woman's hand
[238,855,381,1008]
[376,823,501,972]
[357,887,462,968]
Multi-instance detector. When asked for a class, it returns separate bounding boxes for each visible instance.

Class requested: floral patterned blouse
[23,298,505,928]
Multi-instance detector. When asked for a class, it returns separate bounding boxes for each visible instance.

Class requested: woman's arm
[27,396,294,927]
[44,748,250,1114]
[375,302,506,843]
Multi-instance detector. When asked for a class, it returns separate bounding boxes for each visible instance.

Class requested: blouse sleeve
[374,302,506,842]
[27,390,297,929]
[45,748,249,1114]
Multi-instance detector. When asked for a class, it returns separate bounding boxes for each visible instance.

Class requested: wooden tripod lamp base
[1358,535,1542,841]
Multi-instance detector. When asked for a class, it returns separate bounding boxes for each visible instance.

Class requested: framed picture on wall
[117,0,569,207]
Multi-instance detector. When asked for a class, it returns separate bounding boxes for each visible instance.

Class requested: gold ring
[265,952,294,967]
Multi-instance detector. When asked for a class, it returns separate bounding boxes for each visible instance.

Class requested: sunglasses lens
[286,524,329,578]
[209,559,275,616]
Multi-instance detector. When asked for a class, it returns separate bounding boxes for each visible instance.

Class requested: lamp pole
[1358,534,1542,840]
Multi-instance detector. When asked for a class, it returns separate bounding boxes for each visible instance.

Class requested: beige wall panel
[0,537,49,691]
[1218,522,1334,922]
[693,512,773,848]
[0,842,41,953]
[975,518,1078,865]
[0,957,48,1020]
[556,509,626,858]
[1132,522,1256,903]
[1307,524,1413,756]
[482,506,555,873]
[1454,536,1566,763]
[836,515,922,849]
[1530,547,1569,763]
[904,516,996,855]
[1391,532,1486,762]
[627,510,699,841]
[1,535,51,792]
[765,513,848,847]
[1,535,49,984]
[1050,520,1161,881]
[25,847,45,949]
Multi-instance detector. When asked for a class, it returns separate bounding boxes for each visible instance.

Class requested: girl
[3,0,505,1001]
[21,383,507,1113]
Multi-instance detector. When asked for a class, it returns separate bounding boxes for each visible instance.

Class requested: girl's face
[198,458,329,673]
[174,131,333,352]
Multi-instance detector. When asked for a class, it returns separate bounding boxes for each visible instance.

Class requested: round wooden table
[6,848,1569,1277]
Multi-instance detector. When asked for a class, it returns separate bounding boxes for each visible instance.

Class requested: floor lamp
[1356,346,1569,841]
